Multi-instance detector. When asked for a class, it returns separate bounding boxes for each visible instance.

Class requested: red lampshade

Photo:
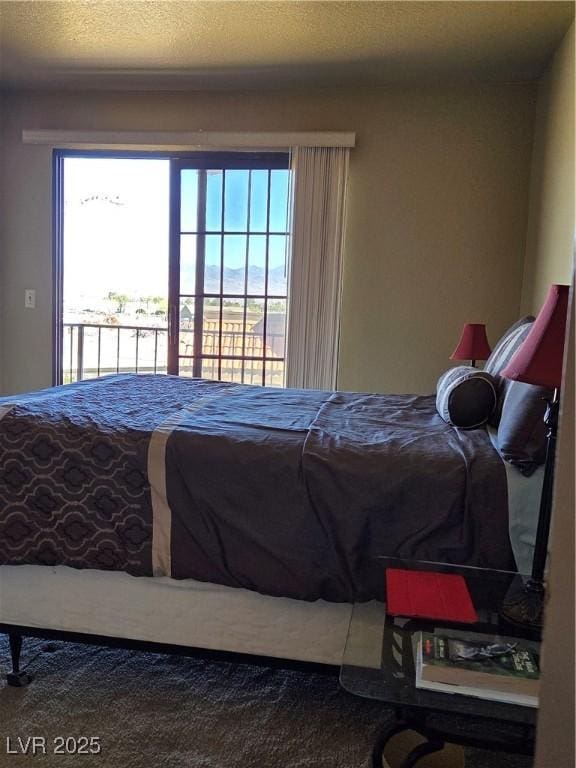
[450,323,492,362]
[501,284,569,389]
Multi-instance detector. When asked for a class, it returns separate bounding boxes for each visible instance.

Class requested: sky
[63,158,290,311]
[63,158,170,304]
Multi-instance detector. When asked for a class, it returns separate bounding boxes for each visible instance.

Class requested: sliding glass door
[169,153,290,386]
[58,154,170,384]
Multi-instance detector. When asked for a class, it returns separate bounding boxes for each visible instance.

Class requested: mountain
[203,265,287,296]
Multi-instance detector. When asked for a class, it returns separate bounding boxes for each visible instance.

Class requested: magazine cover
[415,631,540,706]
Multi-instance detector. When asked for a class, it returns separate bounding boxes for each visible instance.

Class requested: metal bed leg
[6,633,32,687]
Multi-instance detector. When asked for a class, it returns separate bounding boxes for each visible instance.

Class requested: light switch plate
[24,289,36,309]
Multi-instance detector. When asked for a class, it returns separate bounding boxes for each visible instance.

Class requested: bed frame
[1,623,339,688]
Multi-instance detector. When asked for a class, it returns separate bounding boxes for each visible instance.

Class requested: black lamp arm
[527,388,560,590]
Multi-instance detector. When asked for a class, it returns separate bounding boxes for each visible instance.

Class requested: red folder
[386,568,478,623]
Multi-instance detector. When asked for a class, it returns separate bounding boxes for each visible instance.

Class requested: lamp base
[500,579,545,629]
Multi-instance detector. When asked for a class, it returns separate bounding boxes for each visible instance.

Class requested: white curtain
[285,146,349,390]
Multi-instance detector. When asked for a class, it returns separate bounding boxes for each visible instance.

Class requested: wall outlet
[24,289,36,309]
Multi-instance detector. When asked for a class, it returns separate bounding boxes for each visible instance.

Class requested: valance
[22,130,355,150]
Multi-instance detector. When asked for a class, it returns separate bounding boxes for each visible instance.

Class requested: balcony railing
[63,322,168,383]
[63,322,285,386]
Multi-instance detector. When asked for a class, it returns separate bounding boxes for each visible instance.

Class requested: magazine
[414,631,539,707]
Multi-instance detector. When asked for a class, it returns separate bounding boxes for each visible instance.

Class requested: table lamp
[450,323,492,367]
[499,283,570,628]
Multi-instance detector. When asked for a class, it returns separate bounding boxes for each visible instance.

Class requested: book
[414,631,540,707]
[386,568,478,623]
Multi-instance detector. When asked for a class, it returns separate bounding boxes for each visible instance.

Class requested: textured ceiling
[0,1,573,90]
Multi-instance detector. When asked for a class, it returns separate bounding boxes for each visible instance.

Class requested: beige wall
[0,83,536,396]
[535,267,575,768]
[521,23,575,315]
[0,90,3,388]
[525,26,575,758]
[527,24,575,759]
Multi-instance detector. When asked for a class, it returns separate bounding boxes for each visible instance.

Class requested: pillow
[497,380,551,476]
[484,315,535,378]
[484,315,535,425]
[436,366,498,429]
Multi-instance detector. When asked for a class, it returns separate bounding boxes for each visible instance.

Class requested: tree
[106,292,130,313]
[141,296,156,314]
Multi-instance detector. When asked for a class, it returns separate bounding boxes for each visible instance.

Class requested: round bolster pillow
[436,366,497,429]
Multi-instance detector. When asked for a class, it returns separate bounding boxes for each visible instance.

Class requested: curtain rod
[22,130,356,149]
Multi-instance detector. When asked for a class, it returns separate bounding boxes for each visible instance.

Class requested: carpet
[0,638,534,767]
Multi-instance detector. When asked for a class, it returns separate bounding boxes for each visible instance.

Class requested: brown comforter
[0,374,514,601]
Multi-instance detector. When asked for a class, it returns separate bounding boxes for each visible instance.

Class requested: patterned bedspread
[0,375,514,601]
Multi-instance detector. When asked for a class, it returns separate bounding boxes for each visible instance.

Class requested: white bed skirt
[0,565,357,666]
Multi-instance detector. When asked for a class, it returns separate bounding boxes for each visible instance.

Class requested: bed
[0,363,543,675]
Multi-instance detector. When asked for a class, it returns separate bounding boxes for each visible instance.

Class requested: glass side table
[340,558,540,768]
